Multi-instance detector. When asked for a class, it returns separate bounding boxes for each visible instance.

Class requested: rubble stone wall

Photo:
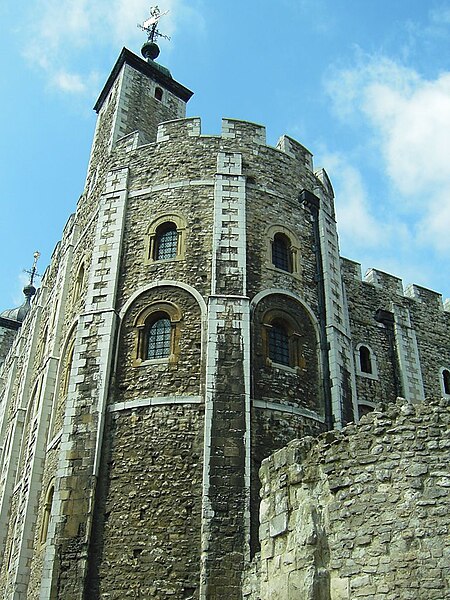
[256,398,450,600]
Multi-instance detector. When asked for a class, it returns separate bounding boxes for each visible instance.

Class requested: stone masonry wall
[256,397,450,600]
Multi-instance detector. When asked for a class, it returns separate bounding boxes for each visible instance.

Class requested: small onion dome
[0,284,36,323]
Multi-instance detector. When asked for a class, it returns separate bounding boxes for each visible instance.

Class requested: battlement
[114,117,316,175]
[340,257,450,311]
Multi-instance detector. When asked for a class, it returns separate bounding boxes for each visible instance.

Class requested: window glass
[272,233,291,272]
[147,317,171,359]
[155,224,177,260]
[268,323,290,366]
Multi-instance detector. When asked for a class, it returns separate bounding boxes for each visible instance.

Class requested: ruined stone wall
[255,398,450,600]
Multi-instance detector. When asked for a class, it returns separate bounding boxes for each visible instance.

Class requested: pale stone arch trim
[144,212,187,263]
[355,342,379,380]
[119,281,207,319]
[250,288,320,335]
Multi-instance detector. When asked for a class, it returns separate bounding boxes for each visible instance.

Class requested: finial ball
[141,41,160,60]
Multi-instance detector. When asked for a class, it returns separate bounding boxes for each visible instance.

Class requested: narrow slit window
[443,369,450,395]
[359,345,372,374]
[147,317,171,359]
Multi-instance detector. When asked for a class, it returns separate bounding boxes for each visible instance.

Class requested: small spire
[138,6,171,62]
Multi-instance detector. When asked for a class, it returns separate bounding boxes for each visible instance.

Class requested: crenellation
[365,268,404,295]
[276,135,313,171]
[404,283,444,310]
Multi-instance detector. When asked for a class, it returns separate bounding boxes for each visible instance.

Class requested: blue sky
[1,0,450,310]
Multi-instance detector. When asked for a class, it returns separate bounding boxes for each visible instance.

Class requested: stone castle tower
[0,41,449,600]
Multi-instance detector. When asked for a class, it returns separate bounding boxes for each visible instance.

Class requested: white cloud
[319,151,387,248]
[22,0,204,95]
[326,55,450,253]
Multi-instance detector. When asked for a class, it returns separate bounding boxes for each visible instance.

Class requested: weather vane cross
[24,251,41,287]
[138,6,171,43]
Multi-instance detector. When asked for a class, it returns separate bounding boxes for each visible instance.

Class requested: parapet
[405,284,443,311]
[340,258,450,312]
[365,268,404,296]
[276,135,313,171]
[340,257,362,280]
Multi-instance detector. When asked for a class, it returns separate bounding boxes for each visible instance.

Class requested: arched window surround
[355,343,378,380]
[145,213,187,264]
[133,301,182,366]
[266,224,301,276]
[439,367,450,397]
[261,309,306,372]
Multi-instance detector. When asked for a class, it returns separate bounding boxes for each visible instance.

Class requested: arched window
[442,369,450,395]
[40,483,55,545]
[146,314,172,359]
[268,321,290,366]
[62,340,75,397]
[262,310,305,370]
[154,223,178,260]
[155,87,163,101]
[134,301,182,365]
[272,233,292,272]
[145,214,186,264]
[74,261,85,300]
[359,345,372,374]
[355,343,378,379]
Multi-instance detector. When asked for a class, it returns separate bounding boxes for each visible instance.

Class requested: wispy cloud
[22,0,205,95]
[326,55,450,256]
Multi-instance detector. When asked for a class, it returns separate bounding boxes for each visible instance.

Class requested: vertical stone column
[39,167,129,600]
[392,304,425,403]
[200,152,251,599]
[313,174,358,427]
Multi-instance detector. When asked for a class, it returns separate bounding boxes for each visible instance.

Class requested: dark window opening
[443,369,450,394]
[359,345,372,374]
[155,223,178,260]
[146,317,171,360]
[358,404,375,417]
[272,233,292,272]
[155,87,163,101]
[268,323,290,366]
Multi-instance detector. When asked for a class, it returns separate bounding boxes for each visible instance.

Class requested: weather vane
[138,6,171,44]
[24,251,41,287]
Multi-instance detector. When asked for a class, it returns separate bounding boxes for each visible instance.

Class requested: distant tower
[0,252,39,367]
